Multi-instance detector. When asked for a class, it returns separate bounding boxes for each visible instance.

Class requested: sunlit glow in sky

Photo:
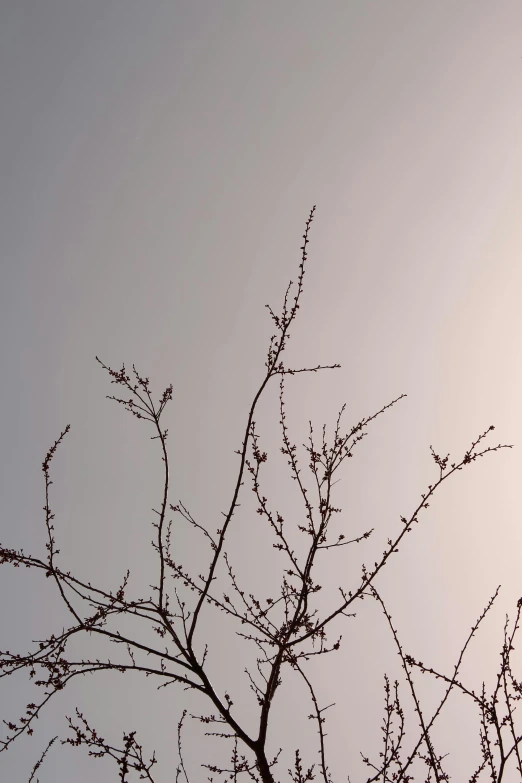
[1,2,522,780]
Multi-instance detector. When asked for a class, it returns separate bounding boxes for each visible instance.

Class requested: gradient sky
[1,2,522,781]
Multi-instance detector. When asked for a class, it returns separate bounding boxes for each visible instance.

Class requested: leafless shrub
[0,208,518,782]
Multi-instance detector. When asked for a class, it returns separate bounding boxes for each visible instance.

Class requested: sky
[1,2,522,781]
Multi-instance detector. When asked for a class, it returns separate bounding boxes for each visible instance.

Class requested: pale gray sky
[1,2,522,781]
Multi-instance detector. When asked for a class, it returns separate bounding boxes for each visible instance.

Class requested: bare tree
[1,208,519,782]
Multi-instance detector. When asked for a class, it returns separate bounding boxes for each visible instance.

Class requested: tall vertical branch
[186,206,319,651]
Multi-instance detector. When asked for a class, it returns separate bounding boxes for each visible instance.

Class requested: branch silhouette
[0,209,517,782]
